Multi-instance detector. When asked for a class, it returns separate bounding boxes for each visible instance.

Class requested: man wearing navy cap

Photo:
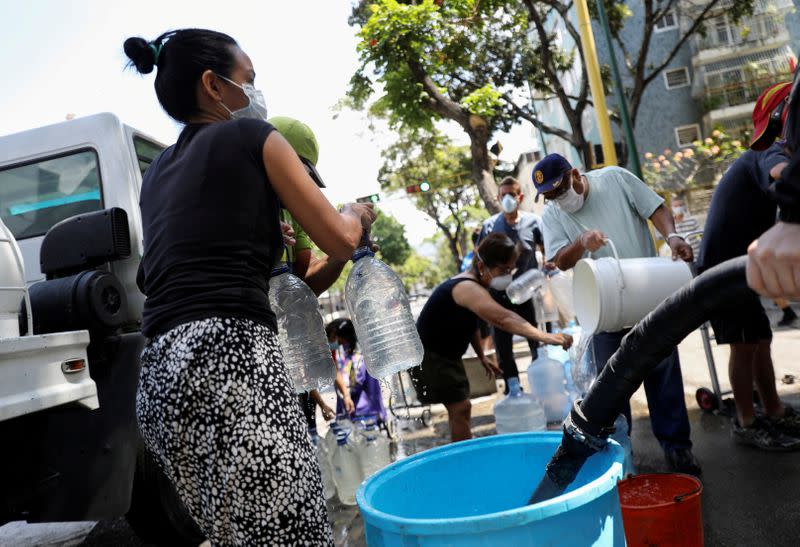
[534,153,700,475]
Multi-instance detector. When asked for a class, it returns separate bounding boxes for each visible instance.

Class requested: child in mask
[331,318,386,423]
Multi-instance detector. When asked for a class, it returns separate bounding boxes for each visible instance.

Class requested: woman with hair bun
[126,28,374,545]
[410,232,572,442]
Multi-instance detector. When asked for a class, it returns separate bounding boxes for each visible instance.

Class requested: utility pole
[574,0,617,167]
[594,0,642,179]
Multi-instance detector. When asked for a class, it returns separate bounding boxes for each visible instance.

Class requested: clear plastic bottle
[493,377,546,434]
[570,332,597,397]
[611,414,636,476]
[359,422,391,478]
[527,352,570,423]
[505,269,546,305]
[269,263,336,392]
[330,431,364,506]
[344,245,424,378]
[309,427,336,500]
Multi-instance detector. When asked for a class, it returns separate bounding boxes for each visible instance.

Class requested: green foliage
[370,209,412,266]
[642,128,748,192]
[397,251,447,292]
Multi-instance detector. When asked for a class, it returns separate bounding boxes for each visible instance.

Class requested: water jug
[359,422,392,478]
[345,244,424,378]
[330,431,364,506]
[546,343,580,405]
[493,377,546,434]
[269,263,335,392]
[611,414,636,476]
[569,333,597,397]
[505,269,546,305]
[527,353,570,423]
[309,427,336,500]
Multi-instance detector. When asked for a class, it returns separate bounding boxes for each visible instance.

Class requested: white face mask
[501,194,519,214]
[489,274,514,290]
[217,74,268,121]
[555,185,585,213]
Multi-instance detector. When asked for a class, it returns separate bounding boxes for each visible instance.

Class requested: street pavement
[2,302,798,546]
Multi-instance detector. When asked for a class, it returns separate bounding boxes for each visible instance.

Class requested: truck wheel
[126,445,206,547]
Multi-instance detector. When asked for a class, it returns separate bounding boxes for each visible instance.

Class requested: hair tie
[149,42,163,64]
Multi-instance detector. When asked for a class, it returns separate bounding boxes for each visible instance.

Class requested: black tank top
[138,119,282,337]
[416,277,481,360]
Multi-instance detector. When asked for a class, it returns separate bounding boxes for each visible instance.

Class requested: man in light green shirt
[534,153,700,476]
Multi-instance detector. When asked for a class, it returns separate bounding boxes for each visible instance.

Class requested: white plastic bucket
[573,240,692,334]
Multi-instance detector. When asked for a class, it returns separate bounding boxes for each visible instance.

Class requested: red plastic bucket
[618,473,704,546]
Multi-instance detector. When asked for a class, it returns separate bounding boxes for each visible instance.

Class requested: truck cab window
[0,150,102,240]
[134,136,164,177]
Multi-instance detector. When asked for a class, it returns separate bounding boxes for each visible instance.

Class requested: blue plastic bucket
[357,432,625,546]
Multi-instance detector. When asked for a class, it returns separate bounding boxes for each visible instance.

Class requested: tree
[380,128,487,270]
[348,0,564,213]
[370,209,412,266]
[397,251,447,292]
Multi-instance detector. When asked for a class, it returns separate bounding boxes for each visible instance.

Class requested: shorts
[408,350,470,404]
[709,293,773,345]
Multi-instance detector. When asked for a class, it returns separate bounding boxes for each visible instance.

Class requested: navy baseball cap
[532,153,573,197]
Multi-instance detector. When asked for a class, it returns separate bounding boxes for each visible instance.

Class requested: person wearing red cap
[697,81,800,450]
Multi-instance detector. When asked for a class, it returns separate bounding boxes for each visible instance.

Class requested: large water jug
[359,421,392,478]
[611,414,636,476]
[527,353,570,423]
[546,342,580,405]
[309,427,336,500]
[493,377,546,434]
[269,263,335,392]
[330,431,364,506]
[505,269,546,305]
[345,244,423,378]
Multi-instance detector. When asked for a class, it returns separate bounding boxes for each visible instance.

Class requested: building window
[655,10,678,32]
[675,124,701,148]
[664,67,691,89]
[715,16,731,46]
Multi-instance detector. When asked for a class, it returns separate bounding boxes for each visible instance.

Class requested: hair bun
[124,36,157,74]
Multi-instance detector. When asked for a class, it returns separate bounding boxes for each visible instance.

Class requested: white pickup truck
[0,113,203,545]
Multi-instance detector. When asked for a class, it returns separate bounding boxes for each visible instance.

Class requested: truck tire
[126,445,206,547]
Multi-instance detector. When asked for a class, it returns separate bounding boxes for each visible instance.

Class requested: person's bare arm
[553,230,607,271]
[471,328,502,377]
[263,132,374,260]
[335,370,355,415]
[303,255,349,296]
[649,204,693,262]
[452,281,572,349]
[293,248,312,280]
[309,389,335,421]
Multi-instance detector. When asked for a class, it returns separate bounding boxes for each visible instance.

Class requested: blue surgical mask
[217,74,268,121]
[501,194,519,214]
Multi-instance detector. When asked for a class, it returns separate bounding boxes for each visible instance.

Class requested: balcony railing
[696,21,787,52]
[699,71,793,114]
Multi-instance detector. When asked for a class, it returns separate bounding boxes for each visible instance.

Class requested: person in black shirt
[410,233,572,442]
[127,28,374,546]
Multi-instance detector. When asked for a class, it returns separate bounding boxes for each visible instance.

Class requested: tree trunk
[468,116,500,214]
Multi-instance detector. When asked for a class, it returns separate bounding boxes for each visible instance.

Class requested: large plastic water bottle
[330,431,364,506]
[345,243,424,378]
[358,421,392,478]
[309,427,336,500]
[546,341,580,405]
[527,352,570,423]
[569,331,597,397]
[269,263,335,392]
[505,269,546,305]
[611,414,636,476]
[493,377,546,434]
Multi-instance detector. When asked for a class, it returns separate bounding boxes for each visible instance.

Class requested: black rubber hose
[530,256,749,503]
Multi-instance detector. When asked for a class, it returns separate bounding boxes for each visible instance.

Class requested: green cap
[268,116,325,188]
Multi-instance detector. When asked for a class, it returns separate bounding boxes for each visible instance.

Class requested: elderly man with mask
[477,176,547,391]
[535,153,700,475]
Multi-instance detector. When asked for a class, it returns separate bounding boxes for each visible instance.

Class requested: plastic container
[549,270,575,321]
[493,377,546,434]
[505,269,545,305]
[611,415,636,477]
[357,432,625,546]
[570,331,597,397]
[269,263,335,392]
[0,218,31,338]
[618,473,703,547]
[309,427,336,500]
[330,431,364,506]
[359,422,392,479]
[527,353,570,423]
[345,245,424,378]
[573,239,692,333]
